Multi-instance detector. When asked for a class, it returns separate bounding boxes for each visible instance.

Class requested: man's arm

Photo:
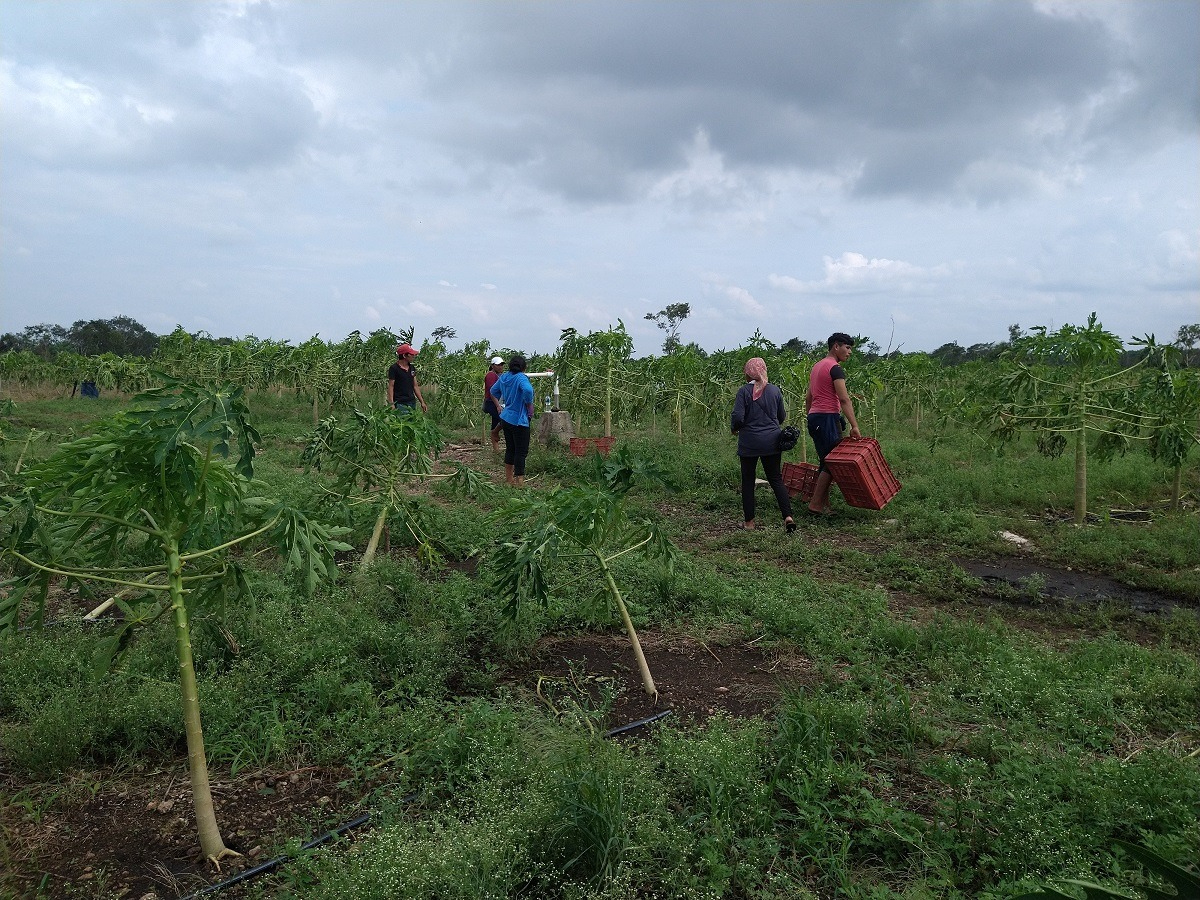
[387,377,395,405]
[413,375,428,412]
[833,378,861,439]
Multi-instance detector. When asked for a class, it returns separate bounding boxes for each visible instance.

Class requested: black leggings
[740,453,793,523]
[502,422,531,475]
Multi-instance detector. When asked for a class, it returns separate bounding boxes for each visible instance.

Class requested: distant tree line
[3,315,1198,368]
[1,316,159,359]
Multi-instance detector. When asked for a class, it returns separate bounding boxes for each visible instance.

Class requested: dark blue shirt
[731,382,786,457]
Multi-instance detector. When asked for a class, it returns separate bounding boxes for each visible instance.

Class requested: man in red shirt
[387,343,428,414]
[483,355,505,451]
[805,333,862,514]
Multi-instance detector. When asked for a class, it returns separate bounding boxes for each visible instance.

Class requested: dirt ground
[3,441,1192,898]
[1,632,813,900]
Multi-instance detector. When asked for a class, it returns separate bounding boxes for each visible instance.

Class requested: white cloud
[767,274,805,292]
[648,128,756,213]
[724,285,763,315]
[700,273,764,316]
[769,253,952,295]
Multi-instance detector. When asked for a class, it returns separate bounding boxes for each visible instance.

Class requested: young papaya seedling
[302,404,491,571]
[486,444,677,698]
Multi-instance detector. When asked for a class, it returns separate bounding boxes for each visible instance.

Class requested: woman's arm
[730,385,746,434]
[521,375,535,416]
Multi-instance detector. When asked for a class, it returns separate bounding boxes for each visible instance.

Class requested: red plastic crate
[569,436,616,457]
[824,438,901,510]
[781,461,818,501]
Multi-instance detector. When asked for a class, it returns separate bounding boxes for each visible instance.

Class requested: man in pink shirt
[805,333,862,514]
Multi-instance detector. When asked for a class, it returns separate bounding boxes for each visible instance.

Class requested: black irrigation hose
[184,708,673,897]
[603,708,673,738]
[180,812,374,900]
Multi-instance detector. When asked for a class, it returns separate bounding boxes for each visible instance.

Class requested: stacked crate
[823,438,901,510]
[781,462,819,501]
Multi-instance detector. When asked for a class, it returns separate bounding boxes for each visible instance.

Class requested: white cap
[490,356,504,365]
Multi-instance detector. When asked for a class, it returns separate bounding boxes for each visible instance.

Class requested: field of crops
[1,326,1198,899]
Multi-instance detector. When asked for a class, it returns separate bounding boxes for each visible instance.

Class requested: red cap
[396,343,418,357]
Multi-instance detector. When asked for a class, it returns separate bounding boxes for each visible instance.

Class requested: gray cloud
[390,1,1148,202]
[1,0,1195,354]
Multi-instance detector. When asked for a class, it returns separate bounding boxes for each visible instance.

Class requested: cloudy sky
[2,1,1197,356]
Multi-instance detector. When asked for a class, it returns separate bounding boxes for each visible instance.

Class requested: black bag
[778,425,800,452]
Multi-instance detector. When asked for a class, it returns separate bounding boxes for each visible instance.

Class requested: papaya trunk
[167,539,230,862]
[1171,463,1182,512]
[604,359,613,438]
[14,432,35,474]
[599,557,656,697]
[1073,428,1087,525]
[359,505,389,571]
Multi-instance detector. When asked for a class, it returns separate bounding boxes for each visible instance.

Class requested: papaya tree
[558,323,636,438]
[984,314,1160,524]
[287,335,361,425]
[487,445,677,698]
[646,348,707,437]
[1141,358,1200,510]
[0,380,351,866]
[302,404,488,571]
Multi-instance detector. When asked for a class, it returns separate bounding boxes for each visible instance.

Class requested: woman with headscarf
[730,357,796,532]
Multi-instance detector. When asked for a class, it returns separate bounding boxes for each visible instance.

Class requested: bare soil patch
[2,630,806,899]
[2,765,364,900]
[502,630,818,737]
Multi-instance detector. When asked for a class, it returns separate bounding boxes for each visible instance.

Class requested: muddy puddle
[954,557,1194,616]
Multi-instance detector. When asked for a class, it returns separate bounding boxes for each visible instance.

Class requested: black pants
[740,453,792,523]
[502,422,531,476]
[807,412,843,473]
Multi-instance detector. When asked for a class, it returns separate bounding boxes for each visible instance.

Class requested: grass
[1,391,1197,898]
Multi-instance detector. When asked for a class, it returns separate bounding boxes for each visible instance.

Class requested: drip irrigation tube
[179,710,673,897]
[603,708,673,738]
[181,812,373,900]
